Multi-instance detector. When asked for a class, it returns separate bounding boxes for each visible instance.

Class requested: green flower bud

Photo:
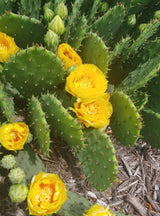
[9,184,28,203]
[8,167,25,184]
[44,7,54,23]
[127,14,136,26]
[1,154,16,170]
[44,30,59,52]
[55,2,68,20]
[101,2,109,13]
[154,10,160,20]
[49,15,65,36]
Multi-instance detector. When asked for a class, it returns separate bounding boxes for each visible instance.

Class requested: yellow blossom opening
[65,64,108,99]
[27,171,67,215]
[0,122,29,151]
[83,204,114,216]
[72,94,113,128]
[57,43,82,69]
[0,32,19,63]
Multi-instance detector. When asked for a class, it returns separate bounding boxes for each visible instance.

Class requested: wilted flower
[0,32,19,63]
[84,204,113,216]
[65,64,108,99]
[8,167,25,184]
[57,43,82,69]
[9,184,28,203]
[0,122,29,151]
[72,94,113,128]
[1,154,16,170]
[27,171,67,215]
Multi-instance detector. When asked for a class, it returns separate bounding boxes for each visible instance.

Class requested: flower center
[38,183,54,203]
[76,76,94,89]
[86,103,97,115]
[10,130,21,142]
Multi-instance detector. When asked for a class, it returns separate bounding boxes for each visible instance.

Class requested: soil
[0,133,160,216]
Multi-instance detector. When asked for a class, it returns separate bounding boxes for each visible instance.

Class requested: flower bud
[55,2,68,20]
[8,167,25,184]
[101,2,109,13]
[1,154,16,170]
[9,184,28,203]
[44,7,54,23]
[154,10,160,20]
[127,14,136,26]
[44,29,59,52]
[49,15,65,35]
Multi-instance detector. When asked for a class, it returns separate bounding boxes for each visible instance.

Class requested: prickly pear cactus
[0,1,160,211]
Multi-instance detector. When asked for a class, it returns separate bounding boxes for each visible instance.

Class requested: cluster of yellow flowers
[58,43,113,128]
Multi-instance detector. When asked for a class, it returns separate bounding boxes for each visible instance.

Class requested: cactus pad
[3,46,66,98]
[0,12,44,48]
[28,96,51,156]
[110,91,142,146]
[40,94,84,150]
[90,4,125,45]
[76,128,118,191]
[118,56,160,93]
[58,191,91,216]
[15,144,45,182]
[141,108,160,148]
[79,32,109,75]
[0,81,16,122]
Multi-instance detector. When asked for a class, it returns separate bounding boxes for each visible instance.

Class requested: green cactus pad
[28,96,51,156]
[2,46,65,98]
[141,108,160,148]
[58,191,91,216]
[67,15,87,51]
[145,73,160,114]
[18,0,41,19]
[79,32,109,75]
[129,90,148,111]
[0,81,16,122]
[0,0,15,15]
[76,128,118,191]
[118,56,160,93]
[123,19,160,59]
[110,91,142,146]
[40,94,84,150]
[15,144,45,182]
[109,36,131,64]
[63,0,84,43]
[90,4,125,45]
[0,12,44,48]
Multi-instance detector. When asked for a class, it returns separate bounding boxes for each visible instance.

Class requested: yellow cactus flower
[0,32,19,63]
[27,171,67,215]
[65,64,108,99]
[57,43,82,69]
[72,94,113,128]
[0,122,29,151]
[84,204,114,216]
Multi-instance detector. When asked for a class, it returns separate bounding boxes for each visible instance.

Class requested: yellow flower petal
[0,32,19,63]
[72,94,113,128]
[84,204,114,216]
[57,43,82,69]
[27,171,67,215]
[65,64,108,98]
[0,122,29,151]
